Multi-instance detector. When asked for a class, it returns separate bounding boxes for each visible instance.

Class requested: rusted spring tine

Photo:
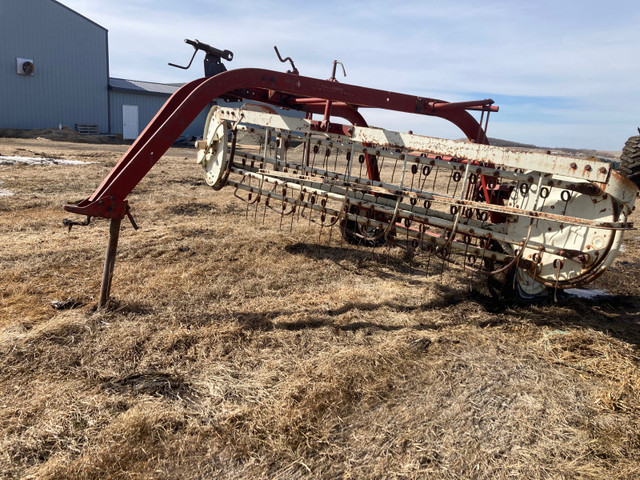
[313,186,351,228]
[553,258,565,302]
[242,173,266,205]
[420,163,432,191]
[299,196,312,223]
[461,233,473,270]
[233,175,253,203]
[305,210,341,227]
[265,184,297,215]
[298,193,340,227]
[560,189,572,215]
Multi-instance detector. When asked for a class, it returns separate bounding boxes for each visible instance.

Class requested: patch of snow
[564,288,609,300]
[0,155,93,166]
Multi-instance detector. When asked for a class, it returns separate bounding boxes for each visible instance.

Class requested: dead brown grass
[1,138,640,479]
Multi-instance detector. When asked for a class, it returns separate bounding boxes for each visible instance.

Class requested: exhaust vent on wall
[16,58,35,76]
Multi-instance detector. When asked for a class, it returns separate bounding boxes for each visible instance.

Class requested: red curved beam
[65,68,489,219]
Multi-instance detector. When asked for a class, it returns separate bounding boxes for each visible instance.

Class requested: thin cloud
[59,0,640,149]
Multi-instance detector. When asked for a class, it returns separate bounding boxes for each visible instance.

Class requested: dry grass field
[1,136,639,479]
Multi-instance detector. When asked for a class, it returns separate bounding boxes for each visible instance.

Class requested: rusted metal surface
[350,127,612,184]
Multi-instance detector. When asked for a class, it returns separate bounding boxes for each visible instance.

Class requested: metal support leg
[99,217,122,309]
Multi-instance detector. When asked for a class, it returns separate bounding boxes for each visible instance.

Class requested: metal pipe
[99,216,122,308]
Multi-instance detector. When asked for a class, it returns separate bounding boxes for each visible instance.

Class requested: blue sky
[62,0,640,150]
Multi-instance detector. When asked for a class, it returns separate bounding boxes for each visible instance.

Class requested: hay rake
[63,41,638,307]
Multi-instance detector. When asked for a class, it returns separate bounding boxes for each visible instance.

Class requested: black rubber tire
[618,132,640,188]
[340,205,388,248]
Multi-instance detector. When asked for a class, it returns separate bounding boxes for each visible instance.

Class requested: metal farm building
[0,0,206,139]
[0,0,109,133]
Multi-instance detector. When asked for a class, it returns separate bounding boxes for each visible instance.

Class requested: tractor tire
[618,130,640,188]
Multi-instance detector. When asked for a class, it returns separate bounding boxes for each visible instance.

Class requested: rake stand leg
[99,217,122,309]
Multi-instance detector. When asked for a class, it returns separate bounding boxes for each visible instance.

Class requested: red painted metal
[65,68,492,220]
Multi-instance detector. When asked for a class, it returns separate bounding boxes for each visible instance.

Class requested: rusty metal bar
[98,217,122,308]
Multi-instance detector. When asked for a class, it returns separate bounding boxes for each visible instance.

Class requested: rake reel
[63,42,638,307]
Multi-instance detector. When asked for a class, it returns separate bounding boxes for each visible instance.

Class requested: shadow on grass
[284,241,640,346]
[483,293,640,347]
[229,286,640,349]
[284,242,437,280]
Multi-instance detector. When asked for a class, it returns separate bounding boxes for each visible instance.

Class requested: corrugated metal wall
[0,0,109,132]
[109,91,211,138]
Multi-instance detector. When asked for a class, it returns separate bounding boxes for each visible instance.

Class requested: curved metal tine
[553,259,565,303]
[449,170,458,197]
[303,201,341,228]
[462,234,471,271]
[264,184,293,216]
[322,146,330,171]
[280,136,288,166]
[262,194,270,224]
[561,189,572,216]
[443,158,473,251]
[431,163,440,191]
[251,196,258,221]
[345,144,355,178]
[288,188,302,233]
[295,190,305,224]
[232,177,257,216]
[279,199,287,230]
[419,162,432,191]
[420,240,433,277]
[535,185,550,228]
[408,161,418,192]
[465,253,482,274]
[357,154,365,179]
[389,157,400,184]
[479,234,491,272]
[299,191,320,226]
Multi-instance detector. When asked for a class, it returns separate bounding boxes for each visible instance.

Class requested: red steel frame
[64,68,497,220]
